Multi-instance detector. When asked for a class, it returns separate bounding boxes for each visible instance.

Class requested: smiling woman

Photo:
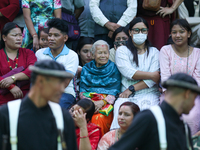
[79,40,121,135]
[0,22,37,105]
[159,19,200,135]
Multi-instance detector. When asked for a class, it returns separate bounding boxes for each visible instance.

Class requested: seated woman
[79,40,121,135]
[0,22,37,105]
[74,37,94,100]
[159,19,200,135]
[109,26,129,63]
[110,17,160,130]
[97,102,140,150]
[76,37,94,67]
[70,98,102,150]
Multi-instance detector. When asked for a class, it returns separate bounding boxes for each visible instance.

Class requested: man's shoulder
[133,109,157,125]
[61,107,75,125]
[68,49,78,57]
[35,48,48,56]
[37,47,47,52]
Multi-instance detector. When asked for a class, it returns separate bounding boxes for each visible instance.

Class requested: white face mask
[132,33,147,45]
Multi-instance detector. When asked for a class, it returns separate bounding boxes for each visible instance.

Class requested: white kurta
[111,45,160,130]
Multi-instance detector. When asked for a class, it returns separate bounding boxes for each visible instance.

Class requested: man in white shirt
[36,18,79,109]
[89,0,137,47]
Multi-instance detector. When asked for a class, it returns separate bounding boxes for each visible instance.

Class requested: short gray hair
[91,40,110,55]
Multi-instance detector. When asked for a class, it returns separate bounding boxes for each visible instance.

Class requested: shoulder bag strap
[184,122,192,150]
[150,105,167,150]
[48,101,64,150]
[8,99,22,150]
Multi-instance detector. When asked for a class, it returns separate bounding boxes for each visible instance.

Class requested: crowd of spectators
[0,0,200,150]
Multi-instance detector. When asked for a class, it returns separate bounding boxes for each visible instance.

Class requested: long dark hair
[76,37,94,67]
[127,17,151,67]
[170,19,192,45]
[112,26,129,41]
[0,22,20,49]
[119,102,140,116]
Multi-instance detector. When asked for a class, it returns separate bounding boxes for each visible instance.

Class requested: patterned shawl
[80,60,121,96]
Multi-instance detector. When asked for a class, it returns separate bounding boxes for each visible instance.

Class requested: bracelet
[8,84,15,90]
[32,33,37,37]
[80,135,89,139]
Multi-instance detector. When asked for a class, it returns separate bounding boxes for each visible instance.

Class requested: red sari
[0,48,37,105]
[76,122,102,150]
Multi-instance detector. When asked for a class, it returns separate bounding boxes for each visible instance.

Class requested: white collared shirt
[89,0,137,27]
[36,45,79,97]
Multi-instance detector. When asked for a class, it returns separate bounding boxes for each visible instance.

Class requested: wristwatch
[128,85,135,94]
[128,85,135,97]
[11,76,16,82]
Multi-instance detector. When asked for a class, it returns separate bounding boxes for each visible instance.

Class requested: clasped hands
[0,76,15,88]
[105,21,121,38]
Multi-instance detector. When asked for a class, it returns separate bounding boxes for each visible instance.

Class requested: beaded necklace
[4,48,19,70]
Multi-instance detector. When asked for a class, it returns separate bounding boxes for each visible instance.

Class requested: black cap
[162,73,200,94]
[29,60,74,78]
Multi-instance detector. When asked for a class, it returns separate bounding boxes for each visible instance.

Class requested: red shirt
[0,48,37,105]
[0,0,19,31]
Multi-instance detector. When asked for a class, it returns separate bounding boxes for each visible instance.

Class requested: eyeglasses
[131,28,148,34]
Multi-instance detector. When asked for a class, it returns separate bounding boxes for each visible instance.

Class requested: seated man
[36,18,79,109]
[0,60,77,150]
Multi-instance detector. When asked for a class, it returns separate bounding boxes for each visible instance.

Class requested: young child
[38,28,48,49]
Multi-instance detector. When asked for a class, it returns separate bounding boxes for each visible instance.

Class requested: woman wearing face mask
[110,17,160,130]
[109,27,129,63]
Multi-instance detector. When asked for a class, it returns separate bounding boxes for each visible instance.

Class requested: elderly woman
[79,40,121,135]
[0,22,37,105]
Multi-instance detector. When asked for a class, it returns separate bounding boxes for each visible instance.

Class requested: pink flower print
[22,4,29,8]
[38,24,44,31]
